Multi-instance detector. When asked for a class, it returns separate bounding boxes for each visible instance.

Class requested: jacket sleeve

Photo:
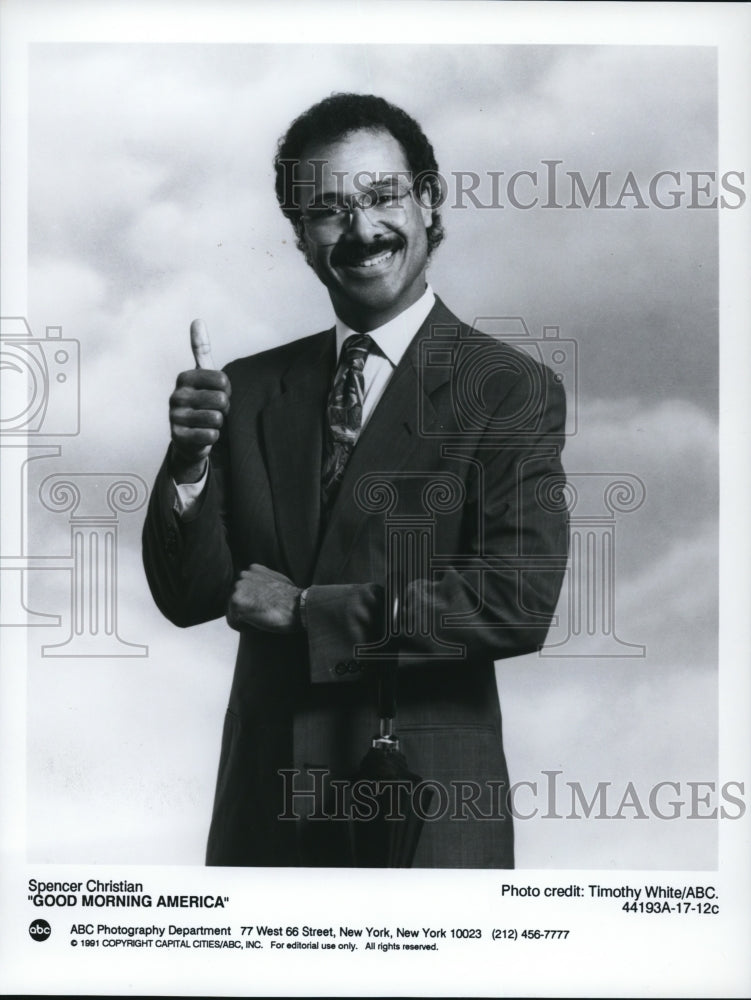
[304,367,569,683]
[141,445,235,628]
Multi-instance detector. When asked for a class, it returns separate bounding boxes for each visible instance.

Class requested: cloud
[540,396,718,668]
[28,44,719,415]
[564,397,717,578]
[498,643,718,868]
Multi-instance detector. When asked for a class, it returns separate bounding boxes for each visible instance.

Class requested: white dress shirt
[175,285,436,516]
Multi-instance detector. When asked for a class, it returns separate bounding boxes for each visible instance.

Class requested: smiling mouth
[334,239,403,270]
[350,248,396,268]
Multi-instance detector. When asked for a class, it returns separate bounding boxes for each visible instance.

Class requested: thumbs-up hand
[169,319,231,484]
[190,318,216,370]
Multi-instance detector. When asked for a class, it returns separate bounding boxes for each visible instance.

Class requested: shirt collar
[335,285,436,367]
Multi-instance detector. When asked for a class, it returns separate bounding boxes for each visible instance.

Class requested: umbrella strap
[377,593,400,724]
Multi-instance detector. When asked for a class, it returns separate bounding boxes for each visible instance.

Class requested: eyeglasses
[301,182,415,244]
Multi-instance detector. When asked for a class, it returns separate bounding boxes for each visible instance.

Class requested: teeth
[353,250,394,268]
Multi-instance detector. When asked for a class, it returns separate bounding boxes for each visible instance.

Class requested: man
[142,93,568,868]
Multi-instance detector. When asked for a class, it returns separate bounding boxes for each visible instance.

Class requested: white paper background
[1,1,749,996]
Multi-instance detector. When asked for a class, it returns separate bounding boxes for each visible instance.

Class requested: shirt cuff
[173,463,209,518]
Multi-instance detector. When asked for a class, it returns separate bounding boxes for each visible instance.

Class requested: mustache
[331,235,404,266]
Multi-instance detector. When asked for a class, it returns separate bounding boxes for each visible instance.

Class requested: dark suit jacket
[142,296,568,868]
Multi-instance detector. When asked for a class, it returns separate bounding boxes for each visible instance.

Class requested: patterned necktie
[321,333,373,513]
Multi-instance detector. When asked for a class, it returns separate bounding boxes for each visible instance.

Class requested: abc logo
[29,918,52,942]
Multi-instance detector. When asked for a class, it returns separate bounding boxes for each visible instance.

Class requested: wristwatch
[297,587,309,631]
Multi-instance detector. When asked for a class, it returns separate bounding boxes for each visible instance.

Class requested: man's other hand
[227,564,303,633]
[169,319,231,484]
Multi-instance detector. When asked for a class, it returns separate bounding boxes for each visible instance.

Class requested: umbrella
[346,599,434,867]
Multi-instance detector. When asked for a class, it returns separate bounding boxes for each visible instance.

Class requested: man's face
[296,128,434,332]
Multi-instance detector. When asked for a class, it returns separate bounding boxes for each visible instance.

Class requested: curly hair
[274,92,445,256]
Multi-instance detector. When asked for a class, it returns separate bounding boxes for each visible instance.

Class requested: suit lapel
[261,330,335,585]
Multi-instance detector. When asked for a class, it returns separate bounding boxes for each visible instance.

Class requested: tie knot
[341,333,373,369]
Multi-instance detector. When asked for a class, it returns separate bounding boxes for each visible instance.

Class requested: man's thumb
[190,318,216,370]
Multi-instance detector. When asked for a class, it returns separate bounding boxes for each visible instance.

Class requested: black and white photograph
[1,1,749,996]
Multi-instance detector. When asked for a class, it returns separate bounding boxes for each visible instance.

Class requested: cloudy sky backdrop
[22,42,720,868]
